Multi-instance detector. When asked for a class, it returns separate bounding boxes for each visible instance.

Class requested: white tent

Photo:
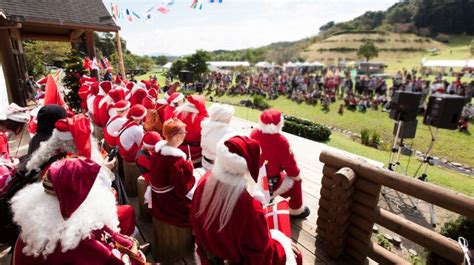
[162,62,173,69]
[421,60,473,68]
[207,61,250,68]
[255,61,273,68]
[311,61,325,67]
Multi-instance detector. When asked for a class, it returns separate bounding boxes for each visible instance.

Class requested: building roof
[207,61,250,67]
[0,0,119,32]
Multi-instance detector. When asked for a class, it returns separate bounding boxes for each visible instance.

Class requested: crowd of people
[0,69,310,264]
[202,67,474,129]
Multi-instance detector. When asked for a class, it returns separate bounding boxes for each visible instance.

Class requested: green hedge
[283,115,331,142]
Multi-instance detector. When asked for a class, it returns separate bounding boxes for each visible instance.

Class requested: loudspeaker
[423,94,465,130]
[393,120,418,139]
[179,70,193,83]
[389,91,422,121]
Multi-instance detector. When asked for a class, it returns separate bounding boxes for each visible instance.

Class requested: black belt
[182,141,200,147]
[203,156,214,165]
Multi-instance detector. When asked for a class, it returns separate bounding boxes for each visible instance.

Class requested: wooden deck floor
[1,118,384,265]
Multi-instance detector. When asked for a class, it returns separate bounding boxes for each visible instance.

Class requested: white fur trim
[114,102,130,112]
[257,114,284,134]
[11,168,119,258]
[143,143,155,150]
[99,95,114,109]
[213,140,249,181]
[272,177,294,198]
[157,99,168,105]
[171,93,184,104]
[155,140,186,159]
[208,103,234,123]
[270,229,297,265]
[211,164,248,189]
[52,129,73,141]
[176,102,199,114]
[131,112,146,121]
[292,175,302,181]
[289,205,304,216]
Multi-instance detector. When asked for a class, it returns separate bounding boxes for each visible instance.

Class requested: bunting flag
[190,0,204,9]
[91,57,100,71]
[157,6,169,14]
[209,0,223,3]
[83,57,92,71]
[111,3,119,19]
[126,8,133,21]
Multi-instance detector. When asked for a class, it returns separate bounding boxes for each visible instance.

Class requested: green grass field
[213,94,473,167]
[222,103,474,196]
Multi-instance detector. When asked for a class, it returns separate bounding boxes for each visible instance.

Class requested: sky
[104,0,398,56]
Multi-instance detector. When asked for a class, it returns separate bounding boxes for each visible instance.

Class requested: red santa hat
[140,80,151,90]
[43,74,65,106]
[79,76,97,85]
[127,104,147,121]
[108,88,125,103]
[186,95,208,116]
[142,131,162,149]
[36,76,48,86]
[44,158,101,219]
[142,96,156,109]
[215,135,261,182]
[148,88,158,98]
[258,109,284,134]
[167,92,184,105]
[126,82,135,91]
[113,100,131,112]
[99,81,112,94]
[115,75,123,85]
[52,114,92,158]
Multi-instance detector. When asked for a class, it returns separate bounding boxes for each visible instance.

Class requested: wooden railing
[317,150,474,265]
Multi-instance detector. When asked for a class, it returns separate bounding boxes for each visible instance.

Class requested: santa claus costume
[136,131,162,184]
[142,96,162,133]
[200,103,237,171]
[11,158,146,265]
[104,100,130,148]
[163,92,184,122]
[250,109,310,219]
[174,95,208,165]
[117,104,146,163]
[191,135,301,265]
[149,119,195,227]
[127,83,148,107]
[92,81,112,128]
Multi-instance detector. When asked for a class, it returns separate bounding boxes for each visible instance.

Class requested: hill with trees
[207,0,474,70]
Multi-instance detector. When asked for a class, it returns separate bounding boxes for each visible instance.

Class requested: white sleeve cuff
[270,229,297,265]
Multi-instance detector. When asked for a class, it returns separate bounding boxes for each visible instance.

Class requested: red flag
[157,6,169,14]
[83,57,92,71]
[43,74,65,106]
[265,199,291,237]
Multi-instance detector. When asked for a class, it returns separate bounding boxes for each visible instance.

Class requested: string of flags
[83,57,112,71]
[110,0,223,22]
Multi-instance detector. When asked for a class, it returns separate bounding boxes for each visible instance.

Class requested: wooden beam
[115,31,126,81]
[0,22,21,29]
[353,203,466,264]
[21,32,70,42]
[70,29,85,42]
[319,150,474,218]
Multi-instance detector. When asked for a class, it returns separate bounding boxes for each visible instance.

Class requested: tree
[23,41,70,77]
[63,50,87,112]
[169,59,186,79]
[152,55,168,66]
[319,21,335,32]
[357,41,379,62]
[184,50,210,81]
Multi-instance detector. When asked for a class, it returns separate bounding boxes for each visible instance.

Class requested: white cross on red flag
[264,198,291,237]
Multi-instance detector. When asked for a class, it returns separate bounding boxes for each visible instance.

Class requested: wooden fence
[317,150,474,264]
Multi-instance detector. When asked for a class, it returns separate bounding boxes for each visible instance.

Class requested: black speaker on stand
[423,94,465,130]
[179,70,193,84]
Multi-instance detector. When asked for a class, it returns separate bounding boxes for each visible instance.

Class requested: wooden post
[316,167,356,259]
[83,31,99,80]
[115,31,126,81]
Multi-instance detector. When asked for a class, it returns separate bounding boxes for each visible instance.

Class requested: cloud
[119,0,397,55]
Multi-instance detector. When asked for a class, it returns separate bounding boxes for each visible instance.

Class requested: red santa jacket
[250,129,300,179]
[135,149,151,183]
[190,174,299,265]
[163,105,176,122]
[96,97,114,128]
[104,115,127,148]
[14,226,144,265]
[174,110,208,162]
[118,121,144,163]
[149,141,195,227]
[92,95,105,126]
